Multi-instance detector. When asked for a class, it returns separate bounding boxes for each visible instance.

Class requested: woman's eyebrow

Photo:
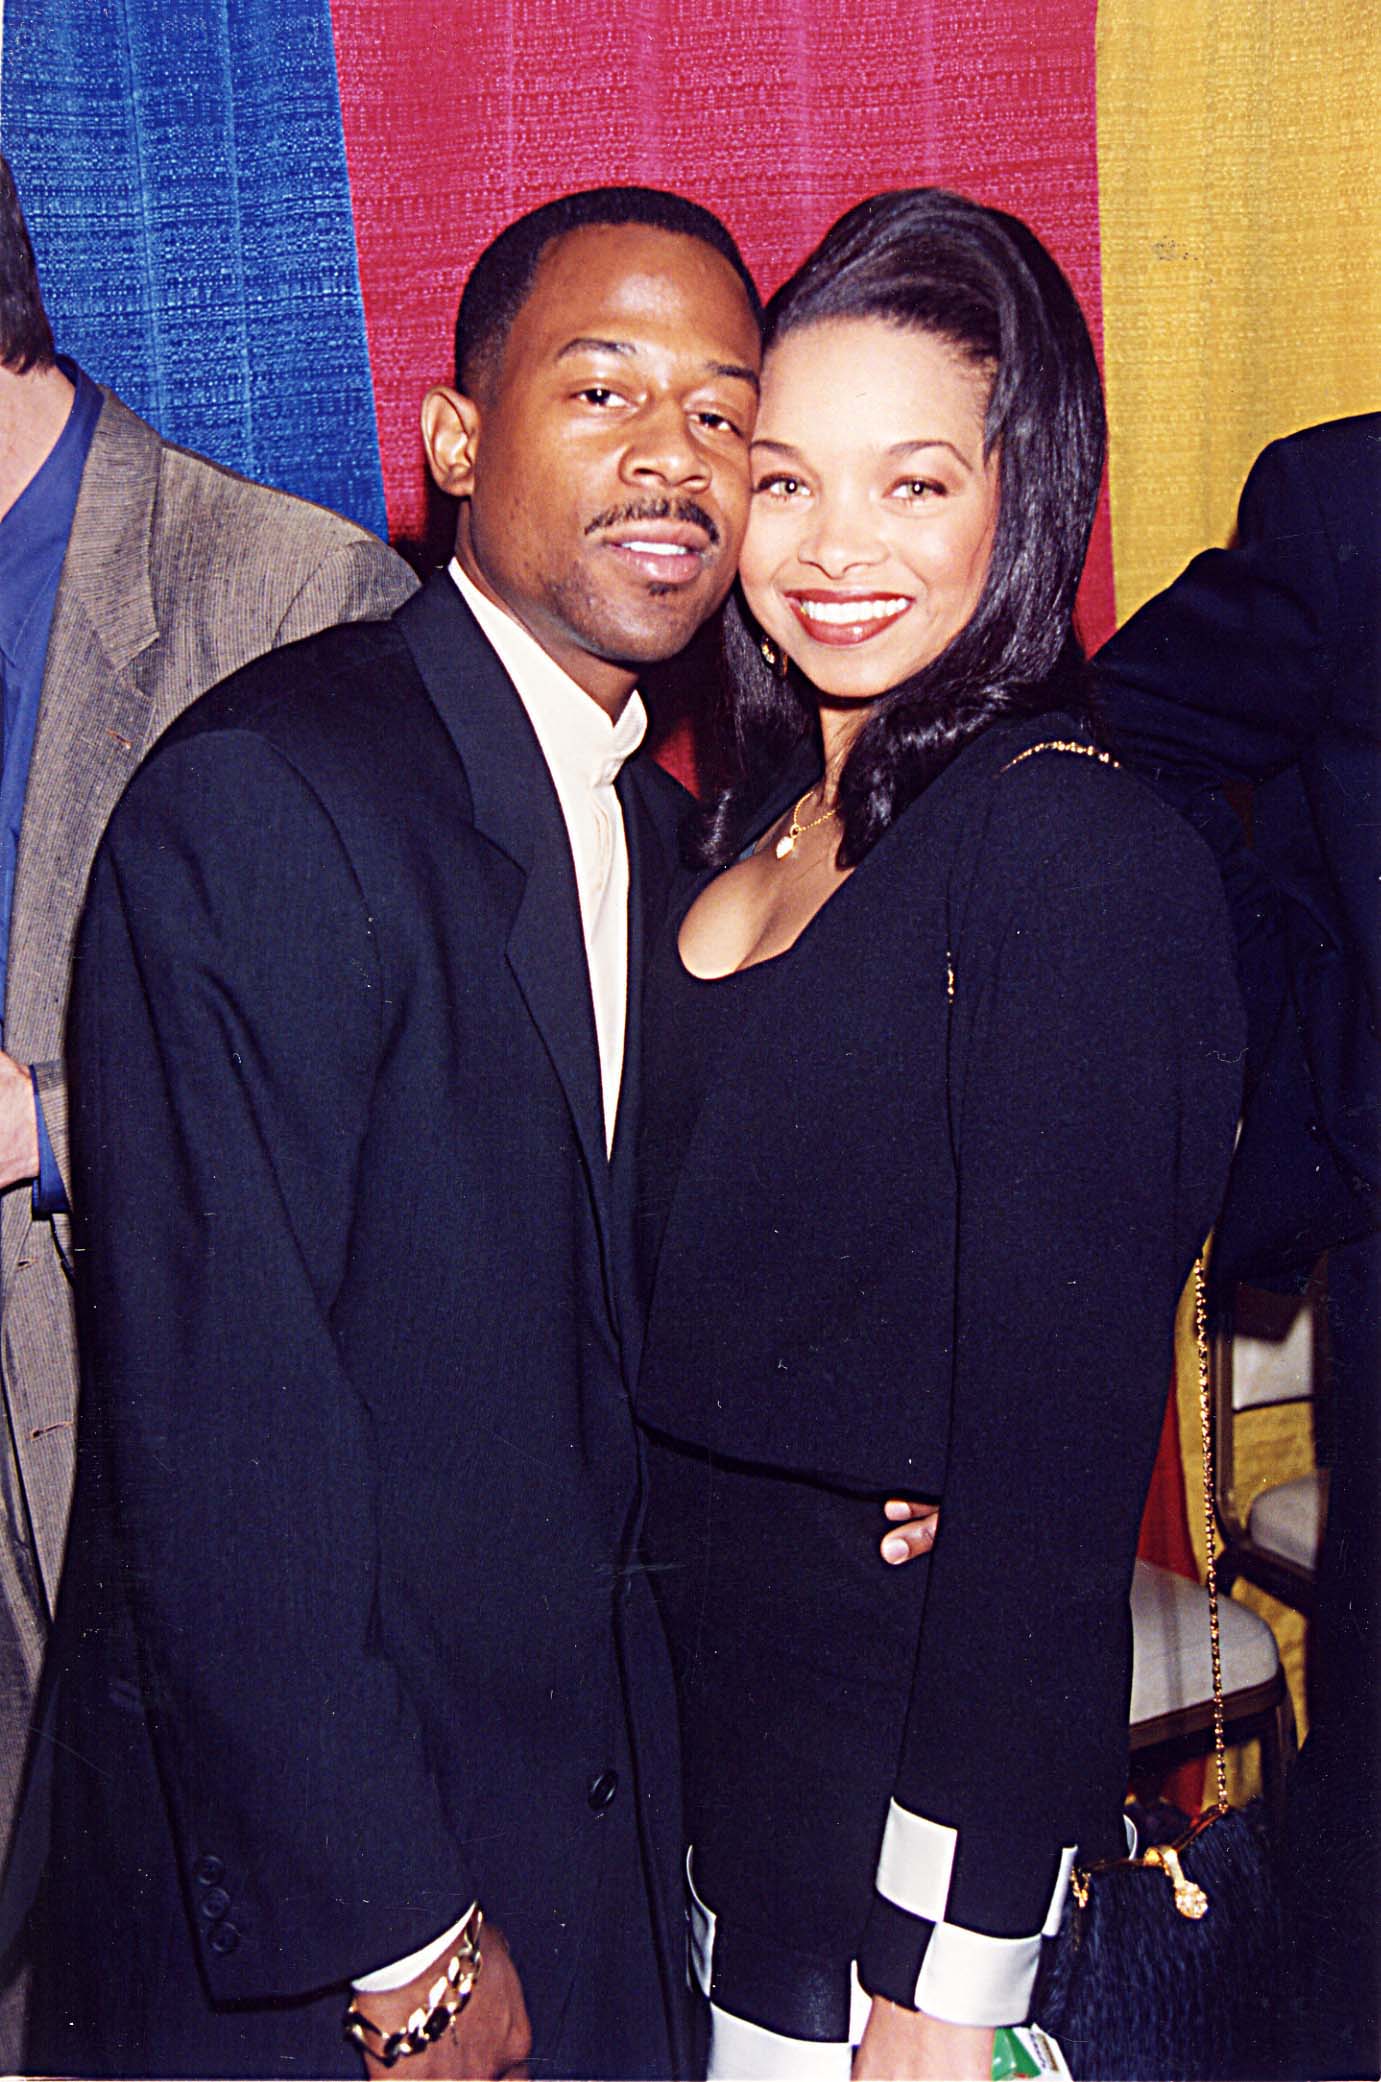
[886,437,973,467]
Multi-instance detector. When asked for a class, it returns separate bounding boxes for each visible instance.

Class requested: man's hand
[0,1049,39,1189]
[853,1994,992,2079]
[357,1923,532,2080]
[880,1498,940,1566]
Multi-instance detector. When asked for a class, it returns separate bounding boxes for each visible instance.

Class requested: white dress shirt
[352,561,647,2000]
[450,559,646,1154]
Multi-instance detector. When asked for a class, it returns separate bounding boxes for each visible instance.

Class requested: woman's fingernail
[882,1535,909,1563]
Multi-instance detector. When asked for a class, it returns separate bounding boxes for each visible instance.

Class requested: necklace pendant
[775,831,797,859]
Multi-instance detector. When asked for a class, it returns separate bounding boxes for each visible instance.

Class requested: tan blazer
[0,389,416,1838]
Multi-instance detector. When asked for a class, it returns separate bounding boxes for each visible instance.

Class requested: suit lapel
[398,575,611,1238]
[607,766,673,1370]
[7,394,163,1062]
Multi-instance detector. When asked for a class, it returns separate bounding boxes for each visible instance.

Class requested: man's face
[428,223,761,709]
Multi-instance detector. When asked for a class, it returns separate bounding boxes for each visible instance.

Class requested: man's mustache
[585,498,721,547]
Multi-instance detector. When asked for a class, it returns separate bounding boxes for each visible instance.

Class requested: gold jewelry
[344,1906,483,2067]
[1000,739,1119,773]
[759,636,790,680]
[774,787,839,860]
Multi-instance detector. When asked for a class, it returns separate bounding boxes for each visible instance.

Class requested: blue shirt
[0,360,102,1214]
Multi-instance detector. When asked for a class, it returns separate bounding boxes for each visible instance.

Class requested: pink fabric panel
[328,0,1112,643]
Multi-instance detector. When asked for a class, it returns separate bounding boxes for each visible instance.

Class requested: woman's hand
[880,1498,941,1565]
[852,1995,993,2079]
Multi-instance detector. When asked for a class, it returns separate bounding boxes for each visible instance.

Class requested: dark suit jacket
[30,574,686,2078]
[1095,416,1381,1283]
[0,385,414,1890]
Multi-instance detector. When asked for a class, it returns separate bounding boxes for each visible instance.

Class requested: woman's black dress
[635,713,1243,2039]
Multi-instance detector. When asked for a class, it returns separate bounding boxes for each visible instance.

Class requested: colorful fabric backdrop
[2,0,1376,1764]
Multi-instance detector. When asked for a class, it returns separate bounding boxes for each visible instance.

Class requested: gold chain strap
[1193,1253,1230,1812]
[999,739,1120,774]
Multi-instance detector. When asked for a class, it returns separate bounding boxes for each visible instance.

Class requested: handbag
[1032,1254,1285,2081]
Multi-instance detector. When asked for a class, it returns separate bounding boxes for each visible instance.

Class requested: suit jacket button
[587,1770,619,1811]
[193,1855,225,1886]
[200,1886,230,1920]
[209,1921,239,1954]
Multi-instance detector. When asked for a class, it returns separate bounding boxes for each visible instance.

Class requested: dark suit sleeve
[1097,429,1381,1270]
[1093,439,1339,1052]
[1097,437,1341,781]
[856,795,1242,2024]
[70,728,474,2002]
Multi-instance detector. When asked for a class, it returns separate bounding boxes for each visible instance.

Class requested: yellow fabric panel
[1096,0,1381,616]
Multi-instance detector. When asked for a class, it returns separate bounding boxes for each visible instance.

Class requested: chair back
[1212,1266,1327,1545]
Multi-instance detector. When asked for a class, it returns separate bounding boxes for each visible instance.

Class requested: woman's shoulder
[960,712,1222,880]
[938,713,1235,974]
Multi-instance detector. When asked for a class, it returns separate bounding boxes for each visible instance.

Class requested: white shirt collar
[448,558,647,790]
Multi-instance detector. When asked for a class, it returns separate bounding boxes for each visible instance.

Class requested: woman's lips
[785,592,914,645]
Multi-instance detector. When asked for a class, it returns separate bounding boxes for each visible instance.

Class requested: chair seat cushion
[1129,1559,1280,1725]
[1247,1473,1326,1573]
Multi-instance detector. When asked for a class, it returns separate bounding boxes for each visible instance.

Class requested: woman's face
[739,318,1000,702]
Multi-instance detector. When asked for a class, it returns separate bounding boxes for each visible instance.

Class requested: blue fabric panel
[1,0,389,537]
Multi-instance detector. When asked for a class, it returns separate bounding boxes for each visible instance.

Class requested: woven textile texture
[1096,0,1381,617]
[328,0,1115,652]
[1,0,390,535]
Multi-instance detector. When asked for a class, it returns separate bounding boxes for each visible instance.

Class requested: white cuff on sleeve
[352,1903,478,1993]
[875,1799,1077,2024]
[914,1919,1044,2026]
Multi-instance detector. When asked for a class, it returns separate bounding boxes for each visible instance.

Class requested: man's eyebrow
[553,337,759,392]
[555,336,638,361]
[708,361,760,393]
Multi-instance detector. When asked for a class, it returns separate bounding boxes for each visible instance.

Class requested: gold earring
[760,637,789,680]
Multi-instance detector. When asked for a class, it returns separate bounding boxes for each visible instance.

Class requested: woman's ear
[421,385,482,498]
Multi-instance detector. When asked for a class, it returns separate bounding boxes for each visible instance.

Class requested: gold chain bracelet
[344,1906,483,2067]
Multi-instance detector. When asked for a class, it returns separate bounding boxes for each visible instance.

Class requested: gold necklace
[774,787,839,860]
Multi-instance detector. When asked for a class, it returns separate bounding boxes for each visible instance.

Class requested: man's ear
[421,385,482,498]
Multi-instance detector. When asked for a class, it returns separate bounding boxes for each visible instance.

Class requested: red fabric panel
[1140,1370,1200,1582]
[328,0,1112,646]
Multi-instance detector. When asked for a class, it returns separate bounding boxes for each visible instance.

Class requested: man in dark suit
[0,153,415,2062]
[26,187,761,2079]
[1095,416,1380,2080]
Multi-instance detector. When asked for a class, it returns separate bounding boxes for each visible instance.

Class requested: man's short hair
[0,155,57,374]
[454,185,761,397]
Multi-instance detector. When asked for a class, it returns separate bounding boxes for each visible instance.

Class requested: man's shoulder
[153,439,412,593]
[158,613,418,754]
[88,385,415,615]
[1254,412,1381,489]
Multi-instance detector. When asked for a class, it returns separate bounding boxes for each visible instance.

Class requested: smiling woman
[743,322,999,693]
[633,189,1243,2081]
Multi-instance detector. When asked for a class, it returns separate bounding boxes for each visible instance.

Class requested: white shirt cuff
[352,1903,478,1993]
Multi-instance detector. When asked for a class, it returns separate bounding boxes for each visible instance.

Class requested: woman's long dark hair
[694,188,1107,868]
